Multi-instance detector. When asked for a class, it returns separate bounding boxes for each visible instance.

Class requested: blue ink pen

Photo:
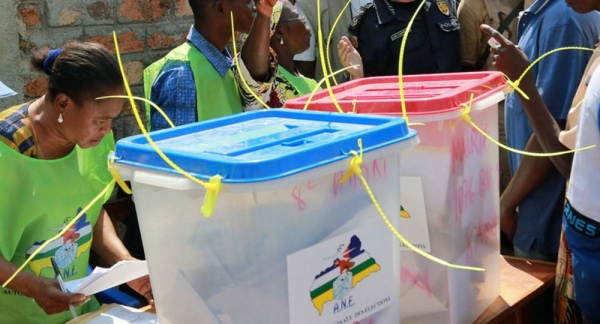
[50,257,77,320]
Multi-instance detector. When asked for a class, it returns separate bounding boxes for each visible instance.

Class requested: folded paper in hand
[65,260,148,296]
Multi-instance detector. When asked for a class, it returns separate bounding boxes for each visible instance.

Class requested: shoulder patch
[437,18,460,32]
[435,0,450,16]
[350,2,374,29]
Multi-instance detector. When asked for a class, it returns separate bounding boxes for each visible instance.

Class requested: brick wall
[7,0,195,139]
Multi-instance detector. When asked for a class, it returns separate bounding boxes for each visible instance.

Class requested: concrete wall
[0,0,195,139]
[0,1,25,108]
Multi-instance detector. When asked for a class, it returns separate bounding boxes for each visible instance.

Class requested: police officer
[348,0,461,77]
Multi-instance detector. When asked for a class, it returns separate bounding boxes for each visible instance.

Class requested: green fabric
[278,66,320,96]
[144,42,243,130]
[143,59,159,130]
[0,133,114,323]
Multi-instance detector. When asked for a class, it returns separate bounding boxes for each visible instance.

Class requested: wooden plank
[473,256,556,324]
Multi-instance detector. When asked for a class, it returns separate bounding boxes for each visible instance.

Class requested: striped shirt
[149,27,236,130]
[0,104,36,157]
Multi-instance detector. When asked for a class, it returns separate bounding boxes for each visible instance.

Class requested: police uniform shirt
[349,0,461,77]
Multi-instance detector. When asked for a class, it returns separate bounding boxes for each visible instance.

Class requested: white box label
[287,226,394,324]
[399,176,431,252]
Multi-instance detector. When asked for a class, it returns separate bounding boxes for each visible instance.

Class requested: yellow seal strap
[201,175,223,218]
[340,139,485,271]
[325,0,353,86]
[98,95,176,129]
[317,0,344,113]
[107,151,132,194]
[397,0,428,126]
[111,32,222,217]
[99,96,176,196]
[497,47,600,100]
[338,139,364,184]
[341,139,485,272]
[302,65,360,111]
[98,95,177,131]
[517,47,599,89]
[231,12,271,110]
[461,93,596,156]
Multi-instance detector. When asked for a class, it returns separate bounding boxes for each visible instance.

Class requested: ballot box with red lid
[285,72,507,324]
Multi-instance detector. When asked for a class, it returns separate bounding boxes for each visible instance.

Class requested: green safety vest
[144,42,243,130]
[0,133,114,323]
[278,65,320,96]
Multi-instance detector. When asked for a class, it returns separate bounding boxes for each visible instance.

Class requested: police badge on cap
[436,0,450,16]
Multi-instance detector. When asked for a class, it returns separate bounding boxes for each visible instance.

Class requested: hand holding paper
[65,260,149,296]
[127,272,154,305]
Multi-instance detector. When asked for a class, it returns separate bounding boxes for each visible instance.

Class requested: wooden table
[474,256,556,324]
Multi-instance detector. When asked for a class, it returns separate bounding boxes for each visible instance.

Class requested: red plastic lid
[284,72,507,116]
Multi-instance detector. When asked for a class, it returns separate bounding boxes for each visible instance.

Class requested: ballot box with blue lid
[115,109,418,324]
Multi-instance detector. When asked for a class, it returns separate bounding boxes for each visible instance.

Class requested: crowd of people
[2,0,600,322]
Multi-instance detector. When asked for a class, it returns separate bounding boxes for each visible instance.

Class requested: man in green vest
[144,0,276,130]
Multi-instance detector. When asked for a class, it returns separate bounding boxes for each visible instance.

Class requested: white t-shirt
[293,5,316,61]
[293,0,372,62]
[567,65,600,221]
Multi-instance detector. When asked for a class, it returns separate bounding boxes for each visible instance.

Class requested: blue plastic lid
[114,109,416,183]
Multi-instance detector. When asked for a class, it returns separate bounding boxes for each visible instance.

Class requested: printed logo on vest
[26,208,92,279]
[565,201,599,238]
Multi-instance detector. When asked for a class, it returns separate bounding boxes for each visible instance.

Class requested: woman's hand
[127,275,153,306]
[338,36,364,80]
[28,276,89,315]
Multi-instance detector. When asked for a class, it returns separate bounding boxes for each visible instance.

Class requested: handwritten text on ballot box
[114,109,418,324]
[285,72,506,323]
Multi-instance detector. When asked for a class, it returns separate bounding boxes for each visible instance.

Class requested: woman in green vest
[234,0,319,109]
[0,42,152,323]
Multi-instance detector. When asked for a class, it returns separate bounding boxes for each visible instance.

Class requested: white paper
[399,176,432,252]
[0,81,16,98]
[84,305,157,324]
[65,260,148,296]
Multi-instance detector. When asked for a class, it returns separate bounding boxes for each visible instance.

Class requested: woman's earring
[280,37,284,45]
[58,113,63,123]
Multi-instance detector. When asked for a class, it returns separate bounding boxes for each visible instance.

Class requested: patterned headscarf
[239,0,285,41]
[269,0,284,36]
